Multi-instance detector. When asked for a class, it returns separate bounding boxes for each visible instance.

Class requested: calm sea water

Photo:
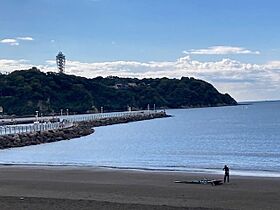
[0,101,280,177]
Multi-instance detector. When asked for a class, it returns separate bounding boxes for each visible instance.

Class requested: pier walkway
[0,110,159,136]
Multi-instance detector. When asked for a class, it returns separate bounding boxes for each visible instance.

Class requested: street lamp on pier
[35,111,39,122]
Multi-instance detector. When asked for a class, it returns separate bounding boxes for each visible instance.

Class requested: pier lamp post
[35,111,39,122]
[0,106,3,116]
[60,109,63,116]
[153,104,156,112]
[66,109,69,116]
[101,106,103,113]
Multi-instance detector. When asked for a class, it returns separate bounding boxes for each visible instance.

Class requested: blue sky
[1,0,280,101]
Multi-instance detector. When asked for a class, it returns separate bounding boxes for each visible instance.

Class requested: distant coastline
[238,99,280,104]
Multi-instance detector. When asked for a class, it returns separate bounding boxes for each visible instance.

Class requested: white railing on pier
[0,121,73,136]
[59,110,158,123]
[0,110,161,136]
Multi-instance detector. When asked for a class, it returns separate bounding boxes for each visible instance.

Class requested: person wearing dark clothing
[223,165,229,183]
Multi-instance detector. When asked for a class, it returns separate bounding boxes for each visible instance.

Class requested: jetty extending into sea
[0,110,169,149]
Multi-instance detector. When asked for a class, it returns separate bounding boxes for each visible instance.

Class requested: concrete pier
[0,111,169,150]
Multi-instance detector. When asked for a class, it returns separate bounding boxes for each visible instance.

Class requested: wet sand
[0,166,279,210]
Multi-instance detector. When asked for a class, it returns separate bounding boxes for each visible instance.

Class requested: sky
[0,0,280,102]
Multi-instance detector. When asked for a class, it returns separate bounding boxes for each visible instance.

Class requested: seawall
[0,111,169,150]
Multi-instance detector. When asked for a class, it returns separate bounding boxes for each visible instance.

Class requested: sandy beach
[0,166,279,210]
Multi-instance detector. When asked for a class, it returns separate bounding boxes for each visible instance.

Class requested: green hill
[0,67,237,116]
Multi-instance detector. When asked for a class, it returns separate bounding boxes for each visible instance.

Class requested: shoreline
[0,165,279,210]
[1,164,280,178]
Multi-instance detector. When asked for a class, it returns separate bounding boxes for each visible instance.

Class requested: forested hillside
[0,67,237,116]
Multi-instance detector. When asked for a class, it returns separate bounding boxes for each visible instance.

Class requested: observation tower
[56,52,66,73]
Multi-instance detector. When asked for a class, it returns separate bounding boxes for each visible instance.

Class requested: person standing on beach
[223,165,229,183]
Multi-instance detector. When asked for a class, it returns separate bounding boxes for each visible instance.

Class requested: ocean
[0,101,279,177]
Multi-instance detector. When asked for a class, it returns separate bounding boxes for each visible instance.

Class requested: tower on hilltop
[56,52,66,73]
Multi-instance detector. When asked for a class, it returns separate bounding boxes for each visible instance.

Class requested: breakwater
[0,111,169,150]
[0,117,60,126]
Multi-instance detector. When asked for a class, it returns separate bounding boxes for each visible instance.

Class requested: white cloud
[0,54,279,101]
[10,42,19,46]
[265,61,280,70]
[41,56,275,89]
[0,36,34,46]
[0,39,17,43]
[183,46,260,55]
[0,38,19,46]
[0,59,33,72]
[17,37,34,41]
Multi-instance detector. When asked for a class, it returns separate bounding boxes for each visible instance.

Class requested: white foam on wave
[1,161,280,178]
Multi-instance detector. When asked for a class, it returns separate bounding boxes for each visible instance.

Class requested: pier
[0,110,169,149]
[0,110,164,135]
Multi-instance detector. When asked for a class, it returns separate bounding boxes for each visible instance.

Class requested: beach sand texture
[0,166,279,210]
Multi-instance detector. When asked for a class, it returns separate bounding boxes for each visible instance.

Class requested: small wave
[1,161,280,177]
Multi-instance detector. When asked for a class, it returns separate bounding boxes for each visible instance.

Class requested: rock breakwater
[0,111,169,150]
